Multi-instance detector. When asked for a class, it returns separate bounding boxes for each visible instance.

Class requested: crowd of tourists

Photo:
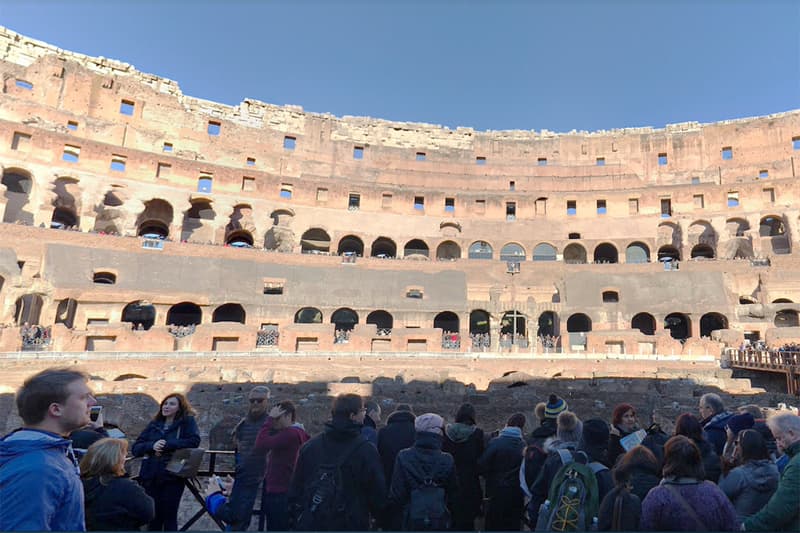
[19,322,51,348]
[1,369,799,532]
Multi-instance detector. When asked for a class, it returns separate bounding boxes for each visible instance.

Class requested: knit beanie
[545,394,568,419]
[415,413,444,435]
[727,413,755,436]
[581,418,610,449]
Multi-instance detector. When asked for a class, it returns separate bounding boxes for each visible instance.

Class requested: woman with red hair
[608,403,638,466]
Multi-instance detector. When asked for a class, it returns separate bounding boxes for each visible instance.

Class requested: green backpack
[536,450,606,532]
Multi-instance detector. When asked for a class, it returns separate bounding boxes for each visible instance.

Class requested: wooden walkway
[727,349,800,395]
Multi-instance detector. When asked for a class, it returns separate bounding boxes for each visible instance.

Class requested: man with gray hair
[743,412,800,531]
[698,392,733,455]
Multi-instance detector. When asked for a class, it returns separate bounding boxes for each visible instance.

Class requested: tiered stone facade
[0,26,799,357]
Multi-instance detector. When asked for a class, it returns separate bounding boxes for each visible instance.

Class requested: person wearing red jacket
[253,400,310,531]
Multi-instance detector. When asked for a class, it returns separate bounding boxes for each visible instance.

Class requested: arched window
[434,311,459,333]
[14,294,42,325]
[371,237,397,258]
[469,310,490,334]
[773,298,793,304]
[404,239,430,258]
[226,231,254,248]
[691,244,715,259]
[2,168,33,224]
[563,243,587,264]
[122,301,156,330]
[366,310,393,331]
[593,243,618,264]
[567,313,592,332]
[93,271,117,284]
[337,235,364,256]
[759,216,785,237]
[501,311,527,337]
[664,313,691,340]
[212,303,246,324]
[436,241,461,260]
[602,291,619,303]
[301,228,331,253]
[775,310,799,328]
[55,298,78,329]
[500,243,526,262]
[657,245,681,262]
[533,243,557,261]
[700,313,728,337]
[631,313,655,335]
[331,308,359,331]
[51,207,78,229]
[294,307,322,324]
[137,199,174,239]
[625,242,650,264]
[537,311,557,337]
[468,241,493,260]
[166,302,201,326]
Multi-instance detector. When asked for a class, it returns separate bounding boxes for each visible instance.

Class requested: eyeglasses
[249,398,265,404]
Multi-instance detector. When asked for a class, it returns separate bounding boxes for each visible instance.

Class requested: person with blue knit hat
[544,394,568,420]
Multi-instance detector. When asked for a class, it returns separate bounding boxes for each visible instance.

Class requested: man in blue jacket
[0,368,96,531]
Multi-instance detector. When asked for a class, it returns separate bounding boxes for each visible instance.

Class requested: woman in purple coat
[641,435,737,531]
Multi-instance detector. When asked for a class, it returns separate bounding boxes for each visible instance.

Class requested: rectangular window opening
[353,146,364,160]
[567,200,577,216]
[110,155,126,172]
[727,192,739,208]
[119,99,135,116]
[660,198,672,218]
[537,157,547,166]
[348,194,361,210]
[11,132,31,151]
[207,120,221,136]
[263,280,285,295]
[721,146,733,160]
[316,187,328,202]
[658,153,668,166]
[62,145,80,163]
[283,136,296,150]
[67,121,78,131]
[163,142,173,152]
[509,180,516,191]
[793,136,800,150]
[415,152,426,161]
[156,162,171,178]
[596,199,607,215]
[476,156,486,165]
[444,197,455,213]
[246,157,256,166]
[474,199,486,214]
[280,184,293,199]
[763,188,775,203]
[596,157,606,166]
[535,197,547,216]
[759,169,769,179]
[506,202,516,220]
[242,176,255,192]
[628,198,639,215]
[382,193,393,207]
[414,196,425,210]
[693,194,705,209]
[15,79,33,90]
[197,176,213,194]
[691,176,701,185]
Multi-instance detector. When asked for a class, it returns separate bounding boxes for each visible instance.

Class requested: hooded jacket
[82,475,155,530]
[478,426,526,498]
[0,428,86,531]
[377,410,416,485]
[719,459,779,521]
[744,440,800,531]
[701,411,733,456]
[442,422,484,527]
[288,416,386,531]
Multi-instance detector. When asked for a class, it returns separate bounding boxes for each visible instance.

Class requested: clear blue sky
[1,1,798,132]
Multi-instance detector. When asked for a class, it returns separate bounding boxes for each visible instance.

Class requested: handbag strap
[664,483,708,532]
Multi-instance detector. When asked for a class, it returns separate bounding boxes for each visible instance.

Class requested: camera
[89,405,103,422]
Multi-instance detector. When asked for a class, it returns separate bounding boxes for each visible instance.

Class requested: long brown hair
[153,393,196,422]
[80,438,127,483]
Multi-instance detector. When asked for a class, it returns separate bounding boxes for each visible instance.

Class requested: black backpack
[295,435,366,531]
[399,454,451,531]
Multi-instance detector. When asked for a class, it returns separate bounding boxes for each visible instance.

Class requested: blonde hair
[80,438,127,482]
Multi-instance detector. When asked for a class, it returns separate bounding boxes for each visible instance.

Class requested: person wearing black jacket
[132,393,201,531]
[388,413,458,531]
[674,413,722,483]
[288,393,386,531]
[80,438,155,531]
[377,404,416,486]
[478,413,527,530]
[443,403,484,531]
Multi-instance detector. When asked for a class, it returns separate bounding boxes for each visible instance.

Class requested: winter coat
[82,475,155,530]
[478,426,527,499]
[607,425,635,467]
[0,428,86,531]
[744,440,800,531]
[627,462,661,502]
[598,485,642,531]
[641,478,737,531]
[719,459,779,521]
[131,415,201,482]
[527,439,579,525]
[377,410,416,485]
[232,412,268,466]
[288,415,386,531]
[442,422,484,525]
[701,411,734,456]
[254,419,310,493]
[528,419,557,446]
[695,438,722,483]
[361,414,378,446]
[388,431,458,530]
